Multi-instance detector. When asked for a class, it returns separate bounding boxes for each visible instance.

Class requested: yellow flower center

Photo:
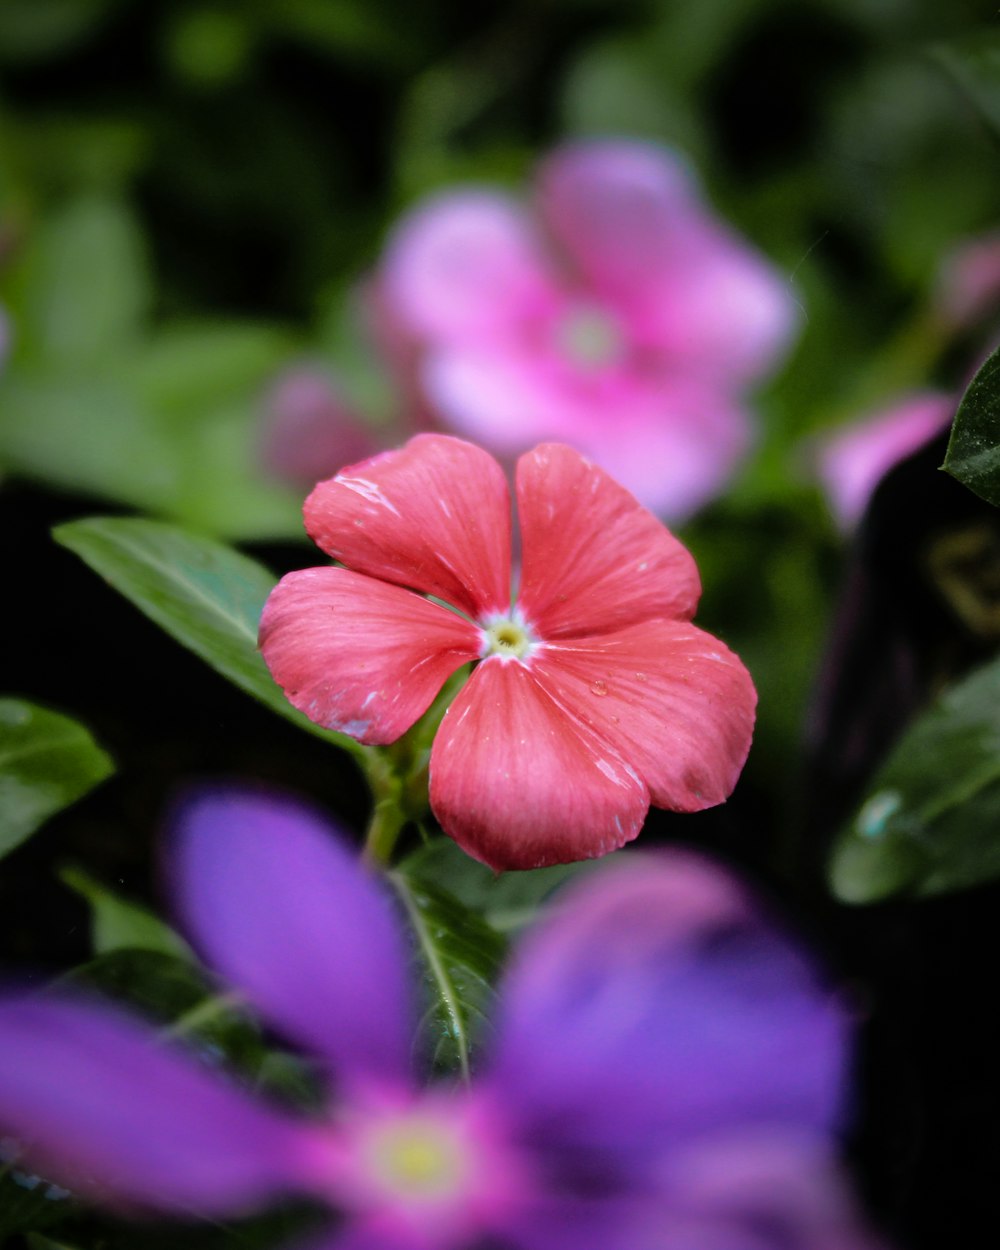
[482,616,534,660]
[366,1116,467,1201]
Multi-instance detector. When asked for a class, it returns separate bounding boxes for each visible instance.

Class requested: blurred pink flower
[935,230,1000,330]
[259,434,756,870]
[816,393,954,531]
[373,139,800,520]
[259,365,383,488]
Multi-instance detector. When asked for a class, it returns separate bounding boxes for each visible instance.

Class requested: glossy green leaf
[52,517,368,759]
[943,343,1000,507]
[933,31,1000,141]
[59,865,192,960]
[0,700,114,859]
[402,836,601,933]
[829,654,1000,902]
[389,865,506,1079]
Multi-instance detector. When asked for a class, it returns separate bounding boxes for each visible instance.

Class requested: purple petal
[645,1129,885,1250]
[0,993,320,1215]
[485,852,849,1166]
[170,787,414,1086]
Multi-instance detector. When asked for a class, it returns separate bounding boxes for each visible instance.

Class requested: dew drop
[635,672,647,683]
[590,679,609,696]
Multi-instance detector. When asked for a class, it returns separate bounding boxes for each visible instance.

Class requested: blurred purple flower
[0,790,879,1250]
[816,393,955,531]
[373,139,800,521]
[259,366,383,489]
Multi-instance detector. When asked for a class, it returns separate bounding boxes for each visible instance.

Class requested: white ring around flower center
[480,611,536,662]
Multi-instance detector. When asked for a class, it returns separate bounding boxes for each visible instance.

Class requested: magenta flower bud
[259,365,383,488]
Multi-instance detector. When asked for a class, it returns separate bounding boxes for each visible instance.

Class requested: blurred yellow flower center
[483,618,532,660]
[368,1117,466,1199]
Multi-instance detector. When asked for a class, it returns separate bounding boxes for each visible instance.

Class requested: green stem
[364,793,407,866]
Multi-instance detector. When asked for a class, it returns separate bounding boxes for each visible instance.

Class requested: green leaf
[402,836,601,933]
[933,31,1000,141]
[52,517,368,759]
[62,949,321,1110]
[0,700,114,859]
[389,865,506,1080]
[12,197,150,365]
[829,654,1000,902]
[0,1164,76,1242]
[59,865,192,959]
[943,343,1000,508]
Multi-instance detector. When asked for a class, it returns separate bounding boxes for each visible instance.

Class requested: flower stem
[364,792,407,866]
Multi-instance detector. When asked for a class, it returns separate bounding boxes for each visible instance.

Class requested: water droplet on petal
[590,679,608,696]
[635,672,647,683]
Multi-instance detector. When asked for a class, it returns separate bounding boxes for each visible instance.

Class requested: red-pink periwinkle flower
[374,139,800,520]
[259,366,383,488]
[0,789,880,1250]
[816,393,954,531]
[259,433,756,870]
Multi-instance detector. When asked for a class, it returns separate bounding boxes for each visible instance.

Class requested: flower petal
[0,993,318,1214]
[304,434,512,620]
[516,443,700,638]
[171,787,414,1086]
[537,139,699,300]
[380,190,558,343]
[260,567,480,744]
[428,658,648,870]
[538,140,798,384]
[426,352,752,521]
[815,392,954,531]
[486,852,848,1160]
[532,619,756,812]
[648,1130,885,1250]
[568,383,752,523]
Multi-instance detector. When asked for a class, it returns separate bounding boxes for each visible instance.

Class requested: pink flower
[0,788,879,1250]
[815,393,955,531]
[935,230,1000,330]
[259,433,756,870]
[374,139,800,520]
[259,365,383,488]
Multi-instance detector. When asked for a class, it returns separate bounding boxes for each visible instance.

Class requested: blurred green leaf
[933,30,1000,140]
[11,197,150,365]
[0,0,113,63]
[59,865,192,959]
[389,865,505,1079]
[829,654,1000,902]
[402,836,599,933]
[52,517,368,759]
[62,949,320,1110]
[944,342,1000,507]
[0,1165,75,1242]
[0,699,114,860]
